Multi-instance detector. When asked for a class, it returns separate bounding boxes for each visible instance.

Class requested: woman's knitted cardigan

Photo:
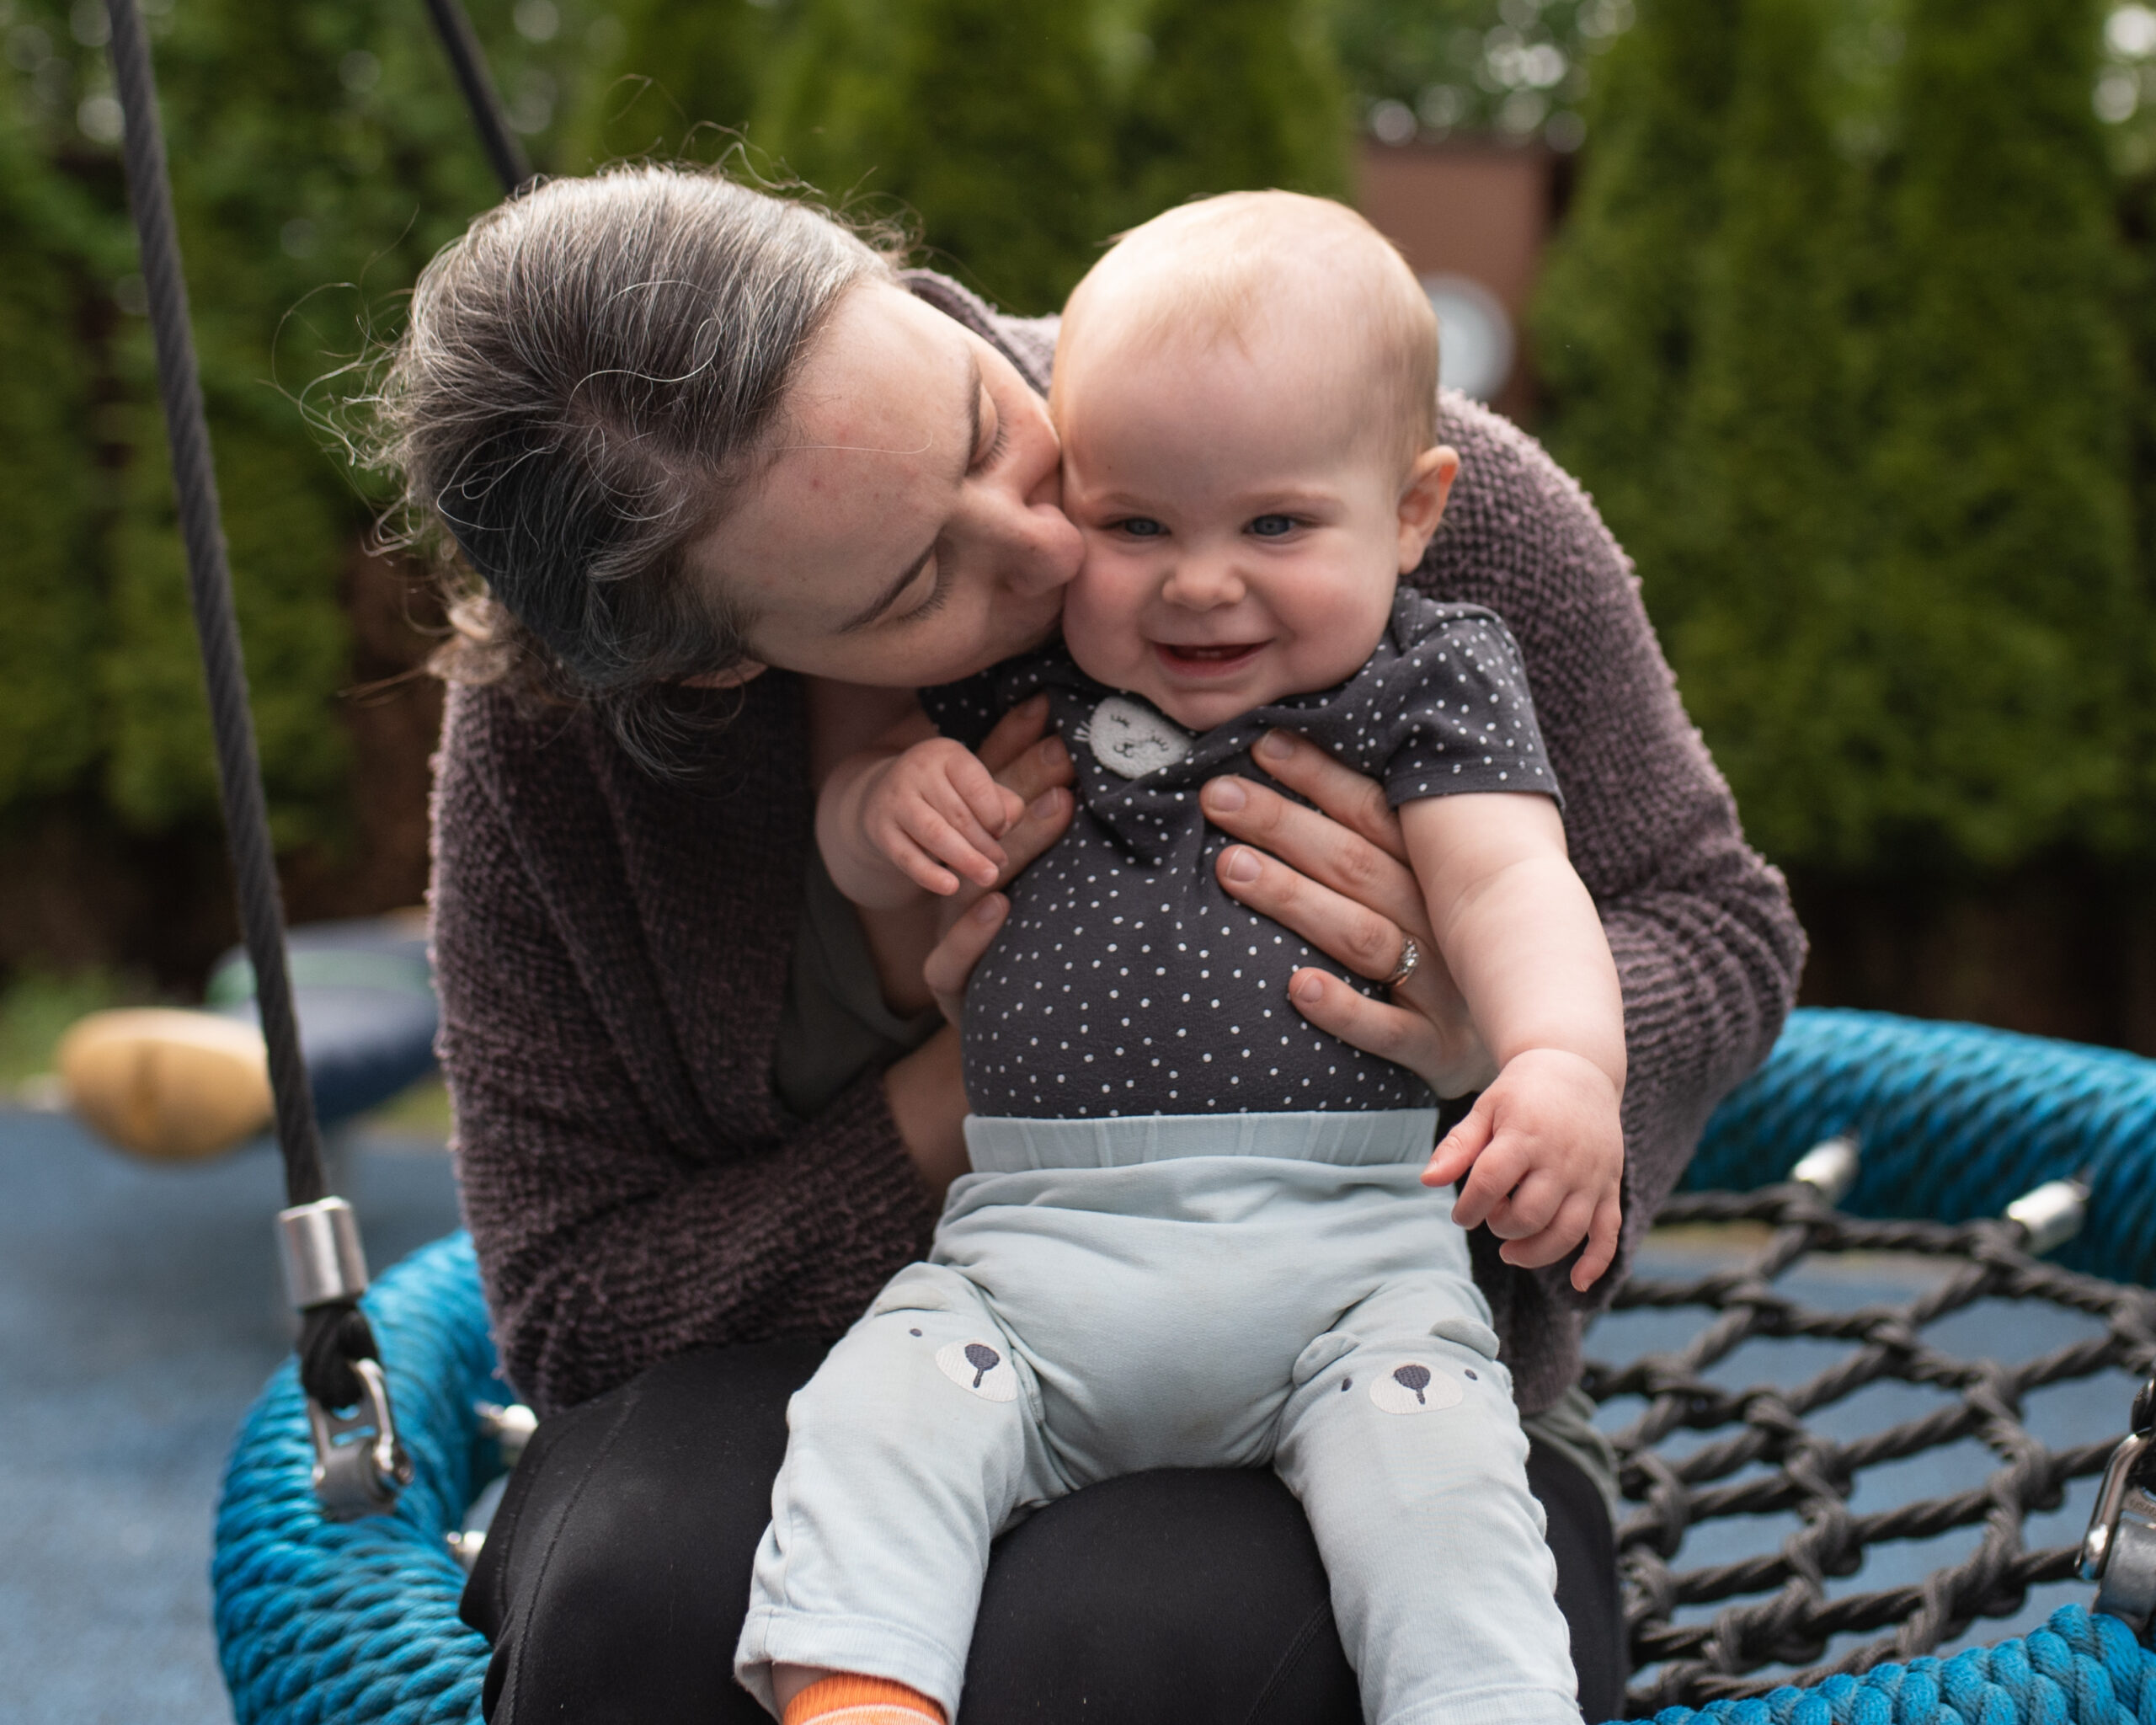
[431,275,1807,1419]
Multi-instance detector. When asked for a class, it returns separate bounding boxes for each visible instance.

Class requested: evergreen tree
[1860,0,2136,867]
[2124,178,2156,856]
[92,0,501,840]
[1658,0,1867,866]
[0,68,104,809]
[1529,0,1741,590]
[1114,0,1351,230]
[0,0,568,847]
[757,0,1115,312]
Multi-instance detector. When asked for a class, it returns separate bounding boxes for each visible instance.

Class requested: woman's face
[691,284,1083,689]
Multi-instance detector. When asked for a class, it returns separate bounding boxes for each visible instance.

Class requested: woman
[382,167,1804,1724]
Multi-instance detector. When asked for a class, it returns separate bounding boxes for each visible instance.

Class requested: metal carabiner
[307,1356,415,1521]
[2082,1378,2156,1638]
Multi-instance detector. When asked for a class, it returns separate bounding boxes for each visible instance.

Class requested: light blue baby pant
[735,1110,1580,1725]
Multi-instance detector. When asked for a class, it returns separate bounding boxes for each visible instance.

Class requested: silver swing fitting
[2005,1177,2091,1257]
[2082,1383,2156,1640]
[277,1197,413,1519]
[1789,1134,1861,1205]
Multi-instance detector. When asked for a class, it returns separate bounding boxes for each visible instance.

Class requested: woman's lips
[1153,640,1266,679]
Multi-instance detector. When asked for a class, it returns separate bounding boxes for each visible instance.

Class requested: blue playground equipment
[210,1007,2156,1723]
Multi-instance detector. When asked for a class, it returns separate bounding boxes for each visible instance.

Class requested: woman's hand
[1198,729,1500,1099]
[883,1025,971,1203]
[918,695,1075,1023]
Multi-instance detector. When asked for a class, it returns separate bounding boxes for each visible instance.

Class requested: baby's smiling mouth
[1153,640,1267,676]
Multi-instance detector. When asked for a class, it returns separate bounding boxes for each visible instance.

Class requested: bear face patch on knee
[936,1339,1020,1402]
[1369,1361,1465,1414]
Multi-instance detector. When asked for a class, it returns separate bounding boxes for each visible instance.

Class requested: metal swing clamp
[278,1197,414,1519]
[2081,1377,2156,1639]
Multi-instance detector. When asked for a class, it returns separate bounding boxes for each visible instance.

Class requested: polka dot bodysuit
[924,590,1559,1119]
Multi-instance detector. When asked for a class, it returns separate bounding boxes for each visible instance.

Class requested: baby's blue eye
[1118,517,1167,538]
[1248,515,1297,537]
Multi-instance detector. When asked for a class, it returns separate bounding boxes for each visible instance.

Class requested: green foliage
[1534,0,2143,874]
[560,0,773,168]
[1532,0,1740,590]
[1114,0,1350,227]
[2125,174,2156,833]
[2098,3,2156,175]
[1331,0,1632,152]
[0,965,147,1084]
[6,0,2148,934]
[757,0,1116,312]
[0,0,583,849]
[0,68,103,808]
[1653,0,1870,865]
[1860,0,2135,865]
[0,0,1388,917]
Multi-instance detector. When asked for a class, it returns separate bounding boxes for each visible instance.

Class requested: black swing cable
[101,0,526,1518]
[420,0,532,196]
[104,0,561,1517]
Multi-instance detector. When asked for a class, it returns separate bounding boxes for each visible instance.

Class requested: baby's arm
[818,705,1027,909]
[1400,793,1625,1291]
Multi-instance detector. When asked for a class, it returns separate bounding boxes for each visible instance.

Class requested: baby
[737,192,1625,1725]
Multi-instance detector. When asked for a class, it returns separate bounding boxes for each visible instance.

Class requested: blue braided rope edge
[214,1231,504,1725]
[1646,1606,2156,1725]
[1690,1009,2156,1286]
[211,1009,2156,1722]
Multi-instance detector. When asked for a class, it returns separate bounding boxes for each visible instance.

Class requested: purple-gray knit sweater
[430,275,1806,1419]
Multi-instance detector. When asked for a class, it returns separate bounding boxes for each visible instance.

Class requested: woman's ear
[1396,446,1461,572]
[682,660,769,690]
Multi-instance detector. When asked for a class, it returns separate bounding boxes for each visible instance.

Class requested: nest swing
[209,1008,2156,1724]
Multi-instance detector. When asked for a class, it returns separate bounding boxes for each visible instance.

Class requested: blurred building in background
[1358,136,1556,423]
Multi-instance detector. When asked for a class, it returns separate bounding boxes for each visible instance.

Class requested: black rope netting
[1589,1182,2156,1714]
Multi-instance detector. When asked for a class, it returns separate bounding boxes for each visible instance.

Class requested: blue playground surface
[1,1103,461,1725]
[2,1100,2136,1723]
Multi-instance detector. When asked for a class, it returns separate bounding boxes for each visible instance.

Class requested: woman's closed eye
[972,421,1011,473]
[970,389,1010,473]
[895,557,952,625]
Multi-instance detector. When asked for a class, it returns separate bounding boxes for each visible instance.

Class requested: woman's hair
[372,165,897,772]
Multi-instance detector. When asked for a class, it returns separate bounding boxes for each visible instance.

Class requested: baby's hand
[864,739,1028,896]
[1422,1048,1624,1292]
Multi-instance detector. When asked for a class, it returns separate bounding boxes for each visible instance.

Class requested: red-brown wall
[1356,139,1556,425]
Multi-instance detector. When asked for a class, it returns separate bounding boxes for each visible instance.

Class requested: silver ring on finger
[1380,935,1420,991]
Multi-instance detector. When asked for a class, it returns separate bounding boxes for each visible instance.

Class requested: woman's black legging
[464,1338,1625,1723]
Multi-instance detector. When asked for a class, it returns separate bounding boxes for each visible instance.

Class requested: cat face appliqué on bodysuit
[1081,694,1193,780]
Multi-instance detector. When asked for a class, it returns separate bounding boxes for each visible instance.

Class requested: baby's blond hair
[1053,191,1439,471]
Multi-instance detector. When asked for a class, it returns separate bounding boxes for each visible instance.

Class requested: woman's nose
[1001,500,1085,597]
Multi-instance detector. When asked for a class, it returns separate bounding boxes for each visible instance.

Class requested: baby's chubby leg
[1274,1282,1581,1725]
[735,1263,1059,1722]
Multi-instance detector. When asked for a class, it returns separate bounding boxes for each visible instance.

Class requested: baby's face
[1056,328,1441,733]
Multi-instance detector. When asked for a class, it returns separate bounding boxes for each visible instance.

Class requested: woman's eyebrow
[832,355,983,636]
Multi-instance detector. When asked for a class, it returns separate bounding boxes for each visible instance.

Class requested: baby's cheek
[1060,552,1148,688]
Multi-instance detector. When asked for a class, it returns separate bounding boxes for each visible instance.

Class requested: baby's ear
[1396,445,1461,571]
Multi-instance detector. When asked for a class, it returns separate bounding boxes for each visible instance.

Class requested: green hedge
[8,0,2148,920]
[0,0,1353,895]
[1535,0,2146,874]
[0,0,574,852]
